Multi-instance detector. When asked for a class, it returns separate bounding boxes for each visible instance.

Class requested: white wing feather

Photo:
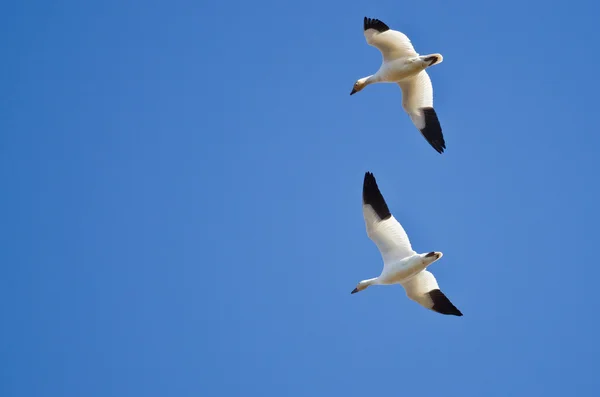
[400,270,440,308]
[363,205,416,268]
[364,29,418,63]
[398,70,434,129]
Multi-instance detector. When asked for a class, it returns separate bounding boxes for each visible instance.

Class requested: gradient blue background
[2,0,600,395]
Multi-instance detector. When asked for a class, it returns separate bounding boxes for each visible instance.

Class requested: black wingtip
[362,172,391,221]
[364,17,390,33]
[428,289,463,316]
[419,107,446,154]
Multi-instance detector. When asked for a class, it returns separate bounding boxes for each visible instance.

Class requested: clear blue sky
[2,0,600,395]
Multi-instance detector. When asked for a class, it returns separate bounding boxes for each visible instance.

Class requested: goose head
[350,77,371,95]
[350,277,378,294]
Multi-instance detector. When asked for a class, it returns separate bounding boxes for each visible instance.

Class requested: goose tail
[422,53,443,67]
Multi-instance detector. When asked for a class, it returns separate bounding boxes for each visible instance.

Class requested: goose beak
[350,88,357,95]
[351,287,359,294]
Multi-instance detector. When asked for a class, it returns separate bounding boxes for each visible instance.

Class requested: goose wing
[362,172,416,268]
[398,71,446,154]
[363,17,418,63]
[400,270,462,316]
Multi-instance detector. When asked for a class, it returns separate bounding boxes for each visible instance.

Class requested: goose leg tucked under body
[351,172,462,317]
[351,17,447,154]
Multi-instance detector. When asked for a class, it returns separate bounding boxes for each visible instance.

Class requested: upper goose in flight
[351,172,462,316]
[350,17,446,154]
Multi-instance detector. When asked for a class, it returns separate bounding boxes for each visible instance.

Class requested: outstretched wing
[398,71,446,154]
[362,172,416,268]
[400,270,462,316]
[363,17,418,62]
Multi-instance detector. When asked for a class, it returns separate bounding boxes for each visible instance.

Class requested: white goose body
[351,17,447,154]
[370,55,437,84]
[376,253,438,285]
[351,172,462,317]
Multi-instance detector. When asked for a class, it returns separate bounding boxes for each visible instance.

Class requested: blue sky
[2,0,600,395]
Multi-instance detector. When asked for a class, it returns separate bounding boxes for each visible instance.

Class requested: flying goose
[351,172,462,316]
[350,17,446,154]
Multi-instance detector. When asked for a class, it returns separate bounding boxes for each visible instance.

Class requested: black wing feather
[362,172,391,221]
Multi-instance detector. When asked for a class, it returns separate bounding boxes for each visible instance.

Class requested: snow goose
[351,172,462,316]
[350,17,446,154]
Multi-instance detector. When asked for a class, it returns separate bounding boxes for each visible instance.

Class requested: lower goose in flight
[351,172,462,316]
[350,17,446,154]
